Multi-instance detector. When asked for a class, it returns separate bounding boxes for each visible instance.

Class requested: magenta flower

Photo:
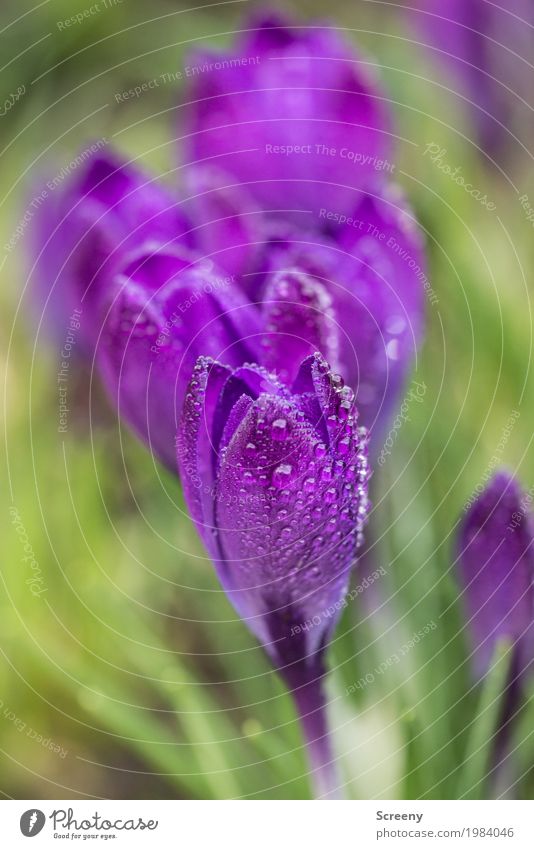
[457,470,534,681]
[97,177,424,469]
[457,470,534,780]
[177,351,371,796]
[32,12,426,453]
[99,246,261,470]
[406,0,534,160]
[184,10,392,216]
[25,8,428,799]
[252,184,426,433]
[31,150,191,352]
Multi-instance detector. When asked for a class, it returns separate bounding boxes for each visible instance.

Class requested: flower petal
[184,12,392,217]
[260,269,341,385]
[213,372,370,672]
[98,247,262,469]
[262,186,427,436]
[31,148,190,353]
[177,356,233,558]
[184,165,260,278]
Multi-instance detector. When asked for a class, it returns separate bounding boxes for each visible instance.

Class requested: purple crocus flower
[31,149,191,352]
[457,470,534,782]
[97,177,425,469]
[253,184,426,434]
[98,245,262,470]
[457,470,534,682]
[406,0,534,160]
[183,10,392,216]
[25,9,428,799]
[31,12,426,453]
[180,169,426,435]
[177,351,371,797]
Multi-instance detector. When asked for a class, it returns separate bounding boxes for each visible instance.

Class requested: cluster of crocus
[405,0,534,162]
[31,11,427,797]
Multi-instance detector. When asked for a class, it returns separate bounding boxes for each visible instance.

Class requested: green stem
[287,670,343,799]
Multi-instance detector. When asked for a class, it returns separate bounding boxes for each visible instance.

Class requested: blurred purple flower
[406,0,534,160]
[184,10,393,216]
[177,351,371,796]
[31,149,191,352]
[179,164,426,435]
[457,470,534,682]
[31,11,426,456]
[254,184,426,434]
[97,177,425,468]
[98,246,262,470]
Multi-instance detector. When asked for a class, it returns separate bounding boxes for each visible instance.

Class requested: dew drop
[303,477,316,493]
[338,399,351,420]
[272,463,293,488]
[271,418,289,441]
[325,487,337,504]
[338,437,351,456]
[314,442,327,459]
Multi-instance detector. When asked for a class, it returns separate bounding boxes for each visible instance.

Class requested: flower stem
[289,673,343,799]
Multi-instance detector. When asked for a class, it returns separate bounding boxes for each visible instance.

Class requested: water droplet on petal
[272,463,293,488]
[325,487,337,504]
[338,399,351,420]
[271,418,289,441]
[338,437,351,456]
[303,477,316,493]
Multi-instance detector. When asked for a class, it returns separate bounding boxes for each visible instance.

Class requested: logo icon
[20,810,46,837]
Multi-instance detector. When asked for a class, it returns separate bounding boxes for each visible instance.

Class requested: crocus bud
[183,10,392,217]
[98,246,262,470]
[253,185,426,438]
[457,470,534,681]
[31,149,191,352]
[177,351,371,796]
